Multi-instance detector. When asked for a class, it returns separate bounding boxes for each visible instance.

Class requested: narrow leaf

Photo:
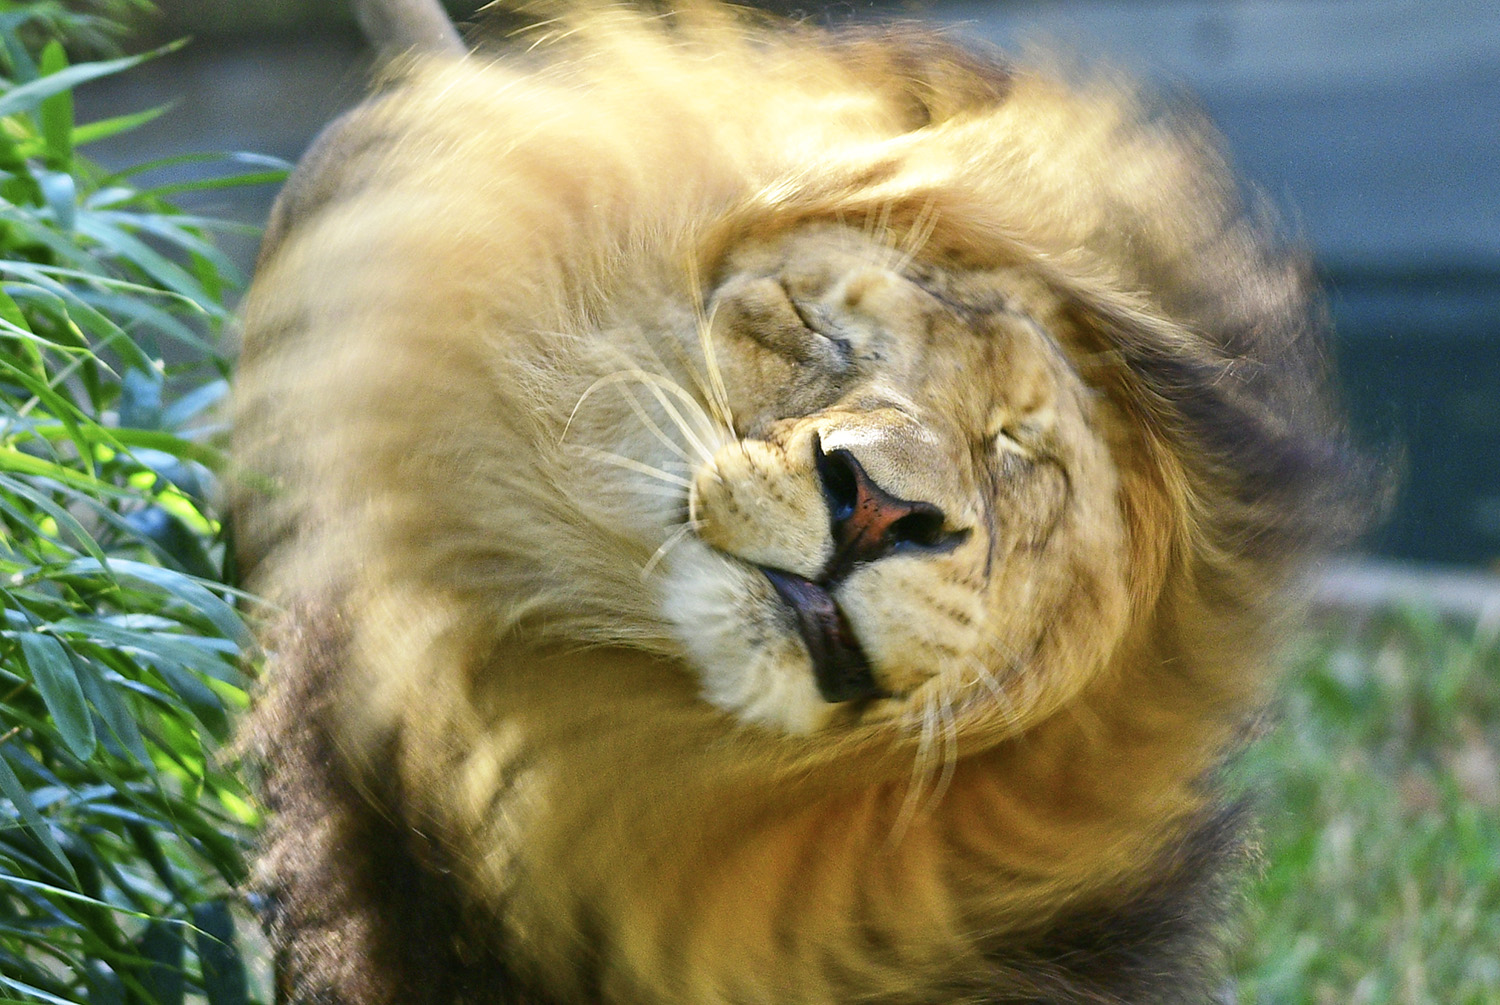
[0,44,181,120]
[19,632,96,759]
[191,901,249,1005]
[64,558,246,643]
[132,920,185,1005]
[72,104,172,148]
[149,661,228,741]
[0,752,77,884]
[77,666,150,766]
[0,975,82,1005]
[84,962,125,1005]
[38,171,76,231]
[38,40,73,169]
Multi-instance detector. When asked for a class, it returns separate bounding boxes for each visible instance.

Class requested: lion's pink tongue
[761,568,884,703]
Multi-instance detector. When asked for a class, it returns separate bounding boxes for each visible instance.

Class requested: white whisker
[641,521,695,580]
[930,690,958,809]
[966,655,1007,704]
[619,483,699,500]
[894,195,940,273]
[567,369,720,465]
[617,385,692,462]
[570,446,692,488]
[627,371,721,464]
[685,255,736,434]
[889,689,938,845]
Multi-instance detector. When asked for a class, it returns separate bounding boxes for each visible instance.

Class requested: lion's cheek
[659,542,838,733]
[689,438,830,580]
[837,562,987,696]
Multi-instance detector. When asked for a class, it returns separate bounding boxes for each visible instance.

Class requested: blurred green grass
[1234,611,1500,1004]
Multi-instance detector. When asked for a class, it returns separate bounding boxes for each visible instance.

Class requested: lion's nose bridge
[815,409,966,516]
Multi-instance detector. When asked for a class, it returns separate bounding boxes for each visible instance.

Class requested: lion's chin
[660,541,908,734]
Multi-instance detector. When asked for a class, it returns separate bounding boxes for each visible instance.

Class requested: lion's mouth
[760,567,886,704]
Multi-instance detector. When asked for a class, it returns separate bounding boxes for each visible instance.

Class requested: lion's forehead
[711,229,1082,437]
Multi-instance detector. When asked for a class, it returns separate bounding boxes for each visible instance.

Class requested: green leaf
[72,216,211,309]
[84,961,125,1005]
[2,271,156,375]
[132,920,185,1005]
[0,16,40,84]
[0,287,29,330]
[76,666,149,766]
[111,432,226,474]
[191,901,249,1005]
[37,41,73,170]
[0,975,83,1005]
[37,171,76,232]
[0,44,181,120]
[0,449,123,500]
[50,621,242,688]
[18,632,95,759]
[0,752,77,884]
[122,507,220,582]
[129,169,289,202]
[93,211,246,281]
[158,382,228,434]
[148,661,228,741]
[63,559,247,644]
[124,823,179,898]
[72,104,172,148]
[99,149,291,186]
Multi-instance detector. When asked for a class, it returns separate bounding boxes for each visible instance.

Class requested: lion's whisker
[641,521,695,580]
[626,371,722,465]
[569,368,720,465]
[688,268,736,435]
[889,689,940,845]
[894,194,940,274]
[621,483,698,500]
[967,656,1007,704]
[570,446,693,488]
[618,384,693,462]
[665,339,730,439]
[588,338,728,455]
[918,690,959,817]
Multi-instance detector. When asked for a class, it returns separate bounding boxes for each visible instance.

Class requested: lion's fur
[235,8,1361,1003]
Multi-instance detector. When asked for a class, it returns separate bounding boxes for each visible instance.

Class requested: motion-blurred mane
[235,5,1363,1003]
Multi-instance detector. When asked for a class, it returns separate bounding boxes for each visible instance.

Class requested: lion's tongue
[761,568,884,704]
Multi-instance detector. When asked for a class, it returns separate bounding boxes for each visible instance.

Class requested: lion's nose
[814,440,964,582]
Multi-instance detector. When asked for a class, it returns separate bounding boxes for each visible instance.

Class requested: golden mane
[235,8,1364,1003]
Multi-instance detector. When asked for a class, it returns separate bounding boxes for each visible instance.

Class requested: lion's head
[236,9,1364,1002]
[663,224,1133,737]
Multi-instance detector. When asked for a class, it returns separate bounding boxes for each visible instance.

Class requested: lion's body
[235,10,1358,1003]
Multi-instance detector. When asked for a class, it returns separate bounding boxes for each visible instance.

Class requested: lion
[233,4,1364,1002]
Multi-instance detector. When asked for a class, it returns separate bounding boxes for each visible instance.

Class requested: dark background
[78,0,1500,569]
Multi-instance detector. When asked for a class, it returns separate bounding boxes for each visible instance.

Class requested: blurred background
[75,0,1500,575]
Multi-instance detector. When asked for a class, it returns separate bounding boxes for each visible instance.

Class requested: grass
[1234,609,1500,1004]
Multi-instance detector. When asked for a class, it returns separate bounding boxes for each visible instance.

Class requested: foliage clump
[0,5,280,1003]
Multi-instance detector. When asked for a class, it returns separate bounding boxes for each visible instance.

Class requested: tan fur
[236,8,1357,1002]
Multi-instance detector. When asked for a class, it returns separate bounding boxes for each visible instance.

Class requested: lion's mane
[234,8,1363,1003]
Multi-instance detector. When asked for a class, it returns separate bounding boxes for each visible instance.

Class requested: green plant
[0,5,282,1003]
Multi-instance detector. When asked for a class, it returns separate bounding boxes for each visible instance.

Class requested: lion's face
[657,226,1132,735]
